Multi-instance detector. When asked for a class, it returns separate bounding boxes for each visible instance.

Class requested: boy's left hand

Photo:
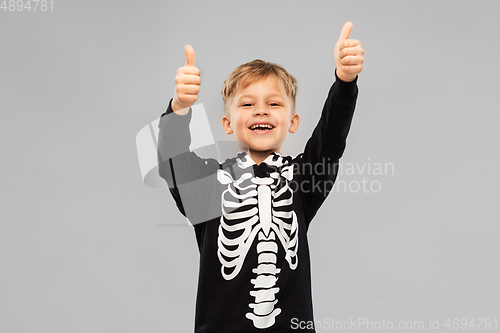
[334,21,364,82]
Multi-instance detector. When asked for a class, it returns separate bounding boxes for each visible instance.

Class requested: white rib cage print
[217,153,299,329]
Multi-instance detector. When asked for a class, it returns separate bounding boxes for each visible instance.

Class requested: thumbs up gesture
[334,22,364,82]
[172,44,201,113]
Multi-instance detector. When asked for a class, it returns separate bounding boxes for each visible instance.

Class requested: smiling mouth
[249,124,275,133]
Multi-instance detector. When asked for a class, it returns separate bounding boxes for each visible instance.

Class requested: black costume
[157,71,358,332]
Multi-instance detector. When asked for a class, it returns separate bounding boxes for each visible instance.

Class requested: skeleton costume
[157,71,358,332]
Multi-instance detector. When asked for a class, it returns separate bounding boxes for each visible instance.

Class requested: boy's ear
[288,113,300,133]
[222,115,233,135]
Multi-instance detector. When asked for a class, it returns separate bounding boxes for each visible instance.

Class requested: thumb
[339,21,353,40]
[185,44,195,67]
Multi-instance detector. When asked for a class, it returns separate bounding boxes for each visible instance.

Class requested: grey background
[1,0,499,332]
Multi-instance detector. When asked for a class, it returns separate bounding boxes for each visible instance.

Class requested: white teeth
[250,124,273,130]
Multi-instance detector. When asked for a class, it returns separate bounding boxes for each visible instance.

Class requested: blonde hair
[221,59,297,114]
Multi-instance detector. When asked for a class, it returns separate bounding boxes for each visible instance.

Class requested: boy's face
[222,75,300,156]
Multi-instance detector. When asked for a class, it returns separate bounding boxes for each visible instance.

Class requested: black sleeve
[157,99,221,227]
[294,70,358,227]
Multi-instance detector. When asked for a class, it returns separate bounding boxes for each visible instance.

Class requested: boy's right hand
[171,44,201,114]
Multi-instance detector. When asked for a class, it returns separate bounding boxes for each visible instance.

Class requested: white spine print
[245,183,281,328]
[217,155,298,329]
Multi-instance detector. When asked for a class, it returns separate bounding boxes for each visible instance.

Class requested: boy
[158,22,364,332]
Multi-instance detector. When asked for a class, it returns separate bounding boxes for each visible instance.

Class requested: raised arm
[157,44,203,185]
[157,45,220,225]
[296,22,365,226]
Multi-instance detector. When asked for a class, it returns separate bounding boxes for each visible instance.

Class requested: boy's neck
[245,149,277,166]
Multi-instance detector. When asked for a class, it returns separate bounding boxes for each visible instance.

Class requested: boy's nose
[252,106,270,116]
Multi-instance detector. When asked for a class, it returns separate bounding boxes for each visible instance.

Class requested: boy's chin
[246,146,278,153]
[237,140,281,154]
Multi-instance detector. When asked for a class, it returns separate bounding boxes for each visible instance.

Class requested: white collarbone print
[217,153,299,329]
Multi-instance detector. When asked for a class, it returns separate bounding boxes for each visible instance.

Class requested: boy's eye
[240,102,281,107]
